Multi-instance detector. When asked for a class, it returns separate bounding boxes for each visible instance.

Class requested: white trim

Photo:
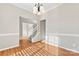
[47,33,79,37]
[43,41,79,54]
[0,45,19,51]
[0,33,19,51]
[47,3,63,13]
[0,33,19,36]
[59,45,79,54]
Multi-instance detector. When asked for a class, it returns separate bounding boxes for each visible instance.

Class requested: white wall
[0,3,36,51]
[46,3,79,52]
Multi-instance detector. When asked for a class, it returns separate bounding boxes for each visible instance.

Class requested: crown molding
[46,3,64,13]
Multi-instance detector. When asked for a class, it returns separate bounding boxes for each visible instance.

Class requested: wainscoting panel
[0,33,19,51]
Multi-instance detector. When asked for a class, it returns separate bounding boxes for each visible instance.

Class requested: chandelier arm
[33,3,45,15]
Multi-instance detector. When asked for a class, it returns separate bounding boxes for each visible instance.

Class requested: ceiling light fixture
[33,3,45,15]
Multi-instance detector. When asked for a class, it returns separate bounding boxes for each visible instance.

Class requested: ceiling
[11,3,62,13]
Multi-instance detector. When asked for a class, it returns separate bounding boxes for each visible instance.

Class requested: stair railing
[28,24,40,42]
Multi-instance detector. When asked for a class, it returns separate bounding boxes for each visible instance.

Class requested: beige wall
[0,3,36,50]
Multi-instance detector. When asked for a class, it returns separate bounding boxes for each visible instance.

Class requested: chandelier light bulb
[37,12,41,15]
[33,6,37,14]
[40,6,45,13]
[33,3,45,15]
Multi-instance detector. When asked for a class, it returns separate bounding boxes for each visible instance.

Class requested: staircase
[28,24,40,43]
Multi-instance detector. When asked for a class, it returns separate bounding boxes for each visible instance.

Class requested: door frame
[19,16,35,39]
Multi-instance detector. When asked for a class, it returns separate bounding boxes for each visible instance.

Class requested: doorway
[19,16,46,43]
[19,17,35,41]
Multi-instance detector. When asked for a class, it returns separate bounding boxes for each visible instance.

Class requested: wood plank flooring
[0,38,79,56]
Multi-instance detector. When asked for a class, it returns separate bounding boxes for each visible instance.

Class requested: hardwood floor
[0,38,79,56]
[44,43,79,56]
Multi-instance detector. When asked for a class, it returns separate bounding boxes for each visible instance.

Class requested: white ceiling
[11,3,62,13]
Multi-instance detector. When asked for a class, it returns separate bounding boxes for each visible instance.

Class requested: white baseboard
[43,41,79,54]
[0,33,19,51]
[0,44,19,51]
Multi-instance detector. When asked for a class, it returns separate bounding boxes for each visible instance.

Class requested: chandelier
[33,3,45,15]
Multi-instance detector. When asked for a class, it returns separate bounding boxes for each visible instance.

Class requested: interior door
[40,20,46,40]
